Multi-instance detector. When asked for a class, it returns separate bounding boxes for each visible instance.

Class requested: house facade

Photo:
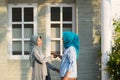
[0,0,118,80]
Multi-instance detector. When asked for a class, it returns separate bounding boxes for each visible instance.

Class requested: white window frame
[8,3,37,59]
[46,3,76,57]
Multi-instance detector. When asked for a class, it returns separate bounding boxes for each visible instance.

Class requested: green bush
[106,19,120,80]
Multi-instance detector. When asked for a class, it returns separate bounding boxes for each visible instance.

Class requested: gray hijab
[29,35,42,65]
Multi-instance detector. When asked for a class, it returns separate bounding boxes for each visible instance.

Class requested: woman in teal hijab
[63,31,80,59]
[59,31,80,80]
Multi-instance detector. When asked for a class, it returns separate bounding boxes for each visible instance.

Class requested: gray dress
[32,47,53,80]
[29,35,56,80]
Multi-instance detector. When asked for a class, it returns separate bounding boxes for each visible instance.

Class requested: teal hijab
[63,31,80,59]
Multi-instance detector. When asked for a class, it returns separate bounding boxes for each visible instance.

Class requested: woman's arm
[33,49,53,64]
[46,62,59,73]
[64,47,76,80]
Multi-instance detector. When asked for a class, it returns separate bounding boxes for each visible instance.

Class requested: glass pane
[12,24,22,38]
[24,7,33,21]
[51,24,60,38]
[12,41,22,55]
[24,24,33,38]
[12,8,22,22]
[24,41,29,55]
[51,40,60,54]
[63,24,72,31]
[63,7,72,21]
[51,7,60,21]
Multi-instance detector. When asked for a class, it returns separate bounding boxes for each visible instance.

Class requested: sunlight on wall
[112,0,120,19]
[0,6,7,26]
[0,7,7,13]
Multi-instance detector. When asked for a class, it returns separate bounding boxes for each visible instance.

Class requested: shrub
[106,19,120,80]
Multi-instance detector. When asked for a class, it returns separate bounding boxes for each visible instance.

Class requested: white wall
[112,0,120,18]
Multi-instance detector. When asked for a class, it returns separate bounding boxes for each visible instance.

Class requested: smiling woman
[37,36,42,47]
[29,35,59,80]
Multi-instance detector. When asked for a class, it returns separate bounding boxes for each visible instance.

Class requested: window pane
[51,7,60,21]
[12,41,22,55]
[63,7,72,21]
[24,24,33,38]
[51,40,60,54]
[51,24,60,38]
[12,8,22,22]
[24,7,33,21]
[63,24,72,31]
[12,24,22,38]
[24,41,29,55]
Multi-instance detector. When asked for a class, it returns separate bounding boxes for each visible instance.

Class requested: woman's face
[37,37,42,47]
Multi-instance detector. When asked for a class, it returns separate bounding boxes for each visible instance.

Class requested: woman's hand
[51,53,58,58]
[63,76,69,80]
[56,54,62,59]
[55,68,60,73]
[63,71,71,80]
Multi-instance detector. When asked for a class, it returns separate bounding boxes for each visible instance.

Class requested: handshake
[51,53,61,58]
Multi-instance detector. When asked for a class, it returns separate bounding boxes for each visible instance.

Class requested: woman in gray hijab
[29,35,59,80]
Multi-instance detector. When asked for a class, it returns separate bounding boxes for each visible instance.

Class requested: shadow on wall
[77,0,101,80]
[20,60,32,80]
[0,3,8,42]
[0,27,7,43]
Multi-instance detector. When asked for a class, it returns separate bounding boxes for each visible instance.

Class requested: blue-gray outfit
[60,31,80,78]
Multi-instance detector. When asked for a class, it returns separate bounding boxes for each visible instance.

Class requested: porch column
[101,0,112,80]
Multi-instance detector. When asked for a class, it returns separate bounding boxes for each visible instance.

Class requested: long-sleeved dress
[31,47,55,80]
[60,46,77,78]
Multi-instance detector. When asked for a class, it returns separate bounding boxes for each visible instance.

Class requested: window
[46,4,75,56]
[8,4,37,59]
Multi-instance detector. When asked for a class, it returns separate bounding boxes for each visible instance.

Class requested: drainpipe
[101,0,112,80]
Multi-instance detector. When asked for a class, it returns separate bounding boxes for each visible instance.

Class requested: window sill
[8,55,29,60]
